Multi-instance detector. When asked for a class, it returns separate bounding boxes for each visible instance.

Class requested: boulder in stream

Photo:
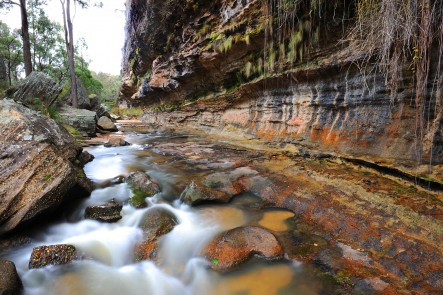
[84,199,123,223]
[0,99,93,235]
[29,244,77,269]
[127,172,161,208]
[105,135,129,147]
[202,226,284,271]
[97,116,118,131]
[134,207,178,261]
[180,181,231,206]
[0,260,23,294]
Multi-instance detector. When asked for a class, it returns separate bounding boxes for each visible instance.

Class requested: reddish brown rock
[134,207,178,261]
[29,244,77,269]
[203,226,284,271]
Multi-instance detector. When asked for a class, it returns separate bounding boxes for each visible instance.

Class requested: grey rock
[97,116,117,131]
[85,199,123,223]
[180,181,231,206]
[0,260,23,295]
[12,71,62,108]
[58,105,97,136]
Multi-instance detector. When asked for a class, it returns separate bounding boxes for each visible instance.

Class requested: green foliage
[129,190,147,208]
[47,105,60,120]
[149,103,180,113]
[110,106,145,117]
[43,174,52,181]
[91,71,121,102]
[211,258,219,265]
[63,124,80,136]
[0,21,23,85]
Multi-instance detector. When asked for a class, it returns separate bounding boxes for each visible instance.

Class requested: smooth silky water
[2,131,336,295]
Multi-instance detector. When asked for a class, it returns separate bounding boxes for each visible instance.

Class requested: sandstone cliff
[121,0,443,165]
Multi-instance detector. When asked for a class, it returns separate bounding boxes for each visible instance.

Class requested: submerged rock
[0,260,23,294]
[97,116,117,131]
[84,199,122,223]
[29,244,77,269]
[134,207,178,261]
[0,99,93,235]
[203,226,284,271]
[127,172,161,206]
[180,181,231,205]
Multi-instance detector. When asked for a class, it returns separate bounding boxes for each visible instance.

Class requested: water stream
[2,130,337,294]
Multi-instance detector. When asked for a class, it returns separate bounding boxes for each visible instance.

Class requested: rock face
[0,99,93,235]
[29,244,77,269]
[84,199,122,223]
[121,0,443,164]
[203,226,284,271]
[0,260,23,295]
[11,71,62,108]
[134,207,178,261]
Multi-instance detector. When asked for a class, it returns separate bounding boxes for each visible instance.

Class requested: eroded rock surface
[0,260,23,294]
[0,99,93,235]
[29,244,77,269]
[203,226,284,271]
[134,207,178,261]
[84,199,122,223]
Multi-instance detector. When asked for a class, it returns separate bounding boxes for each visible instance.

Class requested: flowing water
[2,130,338,295]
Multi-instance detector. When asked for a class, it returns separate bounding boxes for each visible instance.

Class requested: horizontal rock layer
[122,0,442,163]
[0,99,93,235]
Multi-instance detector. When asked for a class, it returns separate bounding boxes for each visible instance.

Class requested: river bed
[2,130,339,295]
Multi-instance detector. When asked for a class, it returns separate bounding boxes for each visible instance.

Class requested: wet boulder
[0,260,23,294]
[134,207,178,261]
[127,172,161,207]
[84,199,122,223]
[202,226,284,271]
[180,181,231,206]
[29,244,77,269]
[97,116,117,131]
[105,136,129,147]
[0,99,93,235]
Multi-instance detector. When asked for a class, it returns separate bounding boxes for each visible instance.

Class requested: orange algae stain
[258,210,295,232]
[213,264,293,295]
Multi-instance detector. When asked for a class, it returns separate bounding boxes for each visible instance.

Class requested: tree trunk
[61,0,78,108]
[19,0,32,76]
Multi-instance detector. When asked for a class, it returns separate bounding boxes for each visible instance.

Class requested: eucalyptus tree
[59,0,101,108]
[0,21,22,85]
[0,0,32,76]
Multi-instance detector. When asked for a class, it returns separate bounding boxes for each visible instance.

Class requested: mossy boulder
[127,172,161,208]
